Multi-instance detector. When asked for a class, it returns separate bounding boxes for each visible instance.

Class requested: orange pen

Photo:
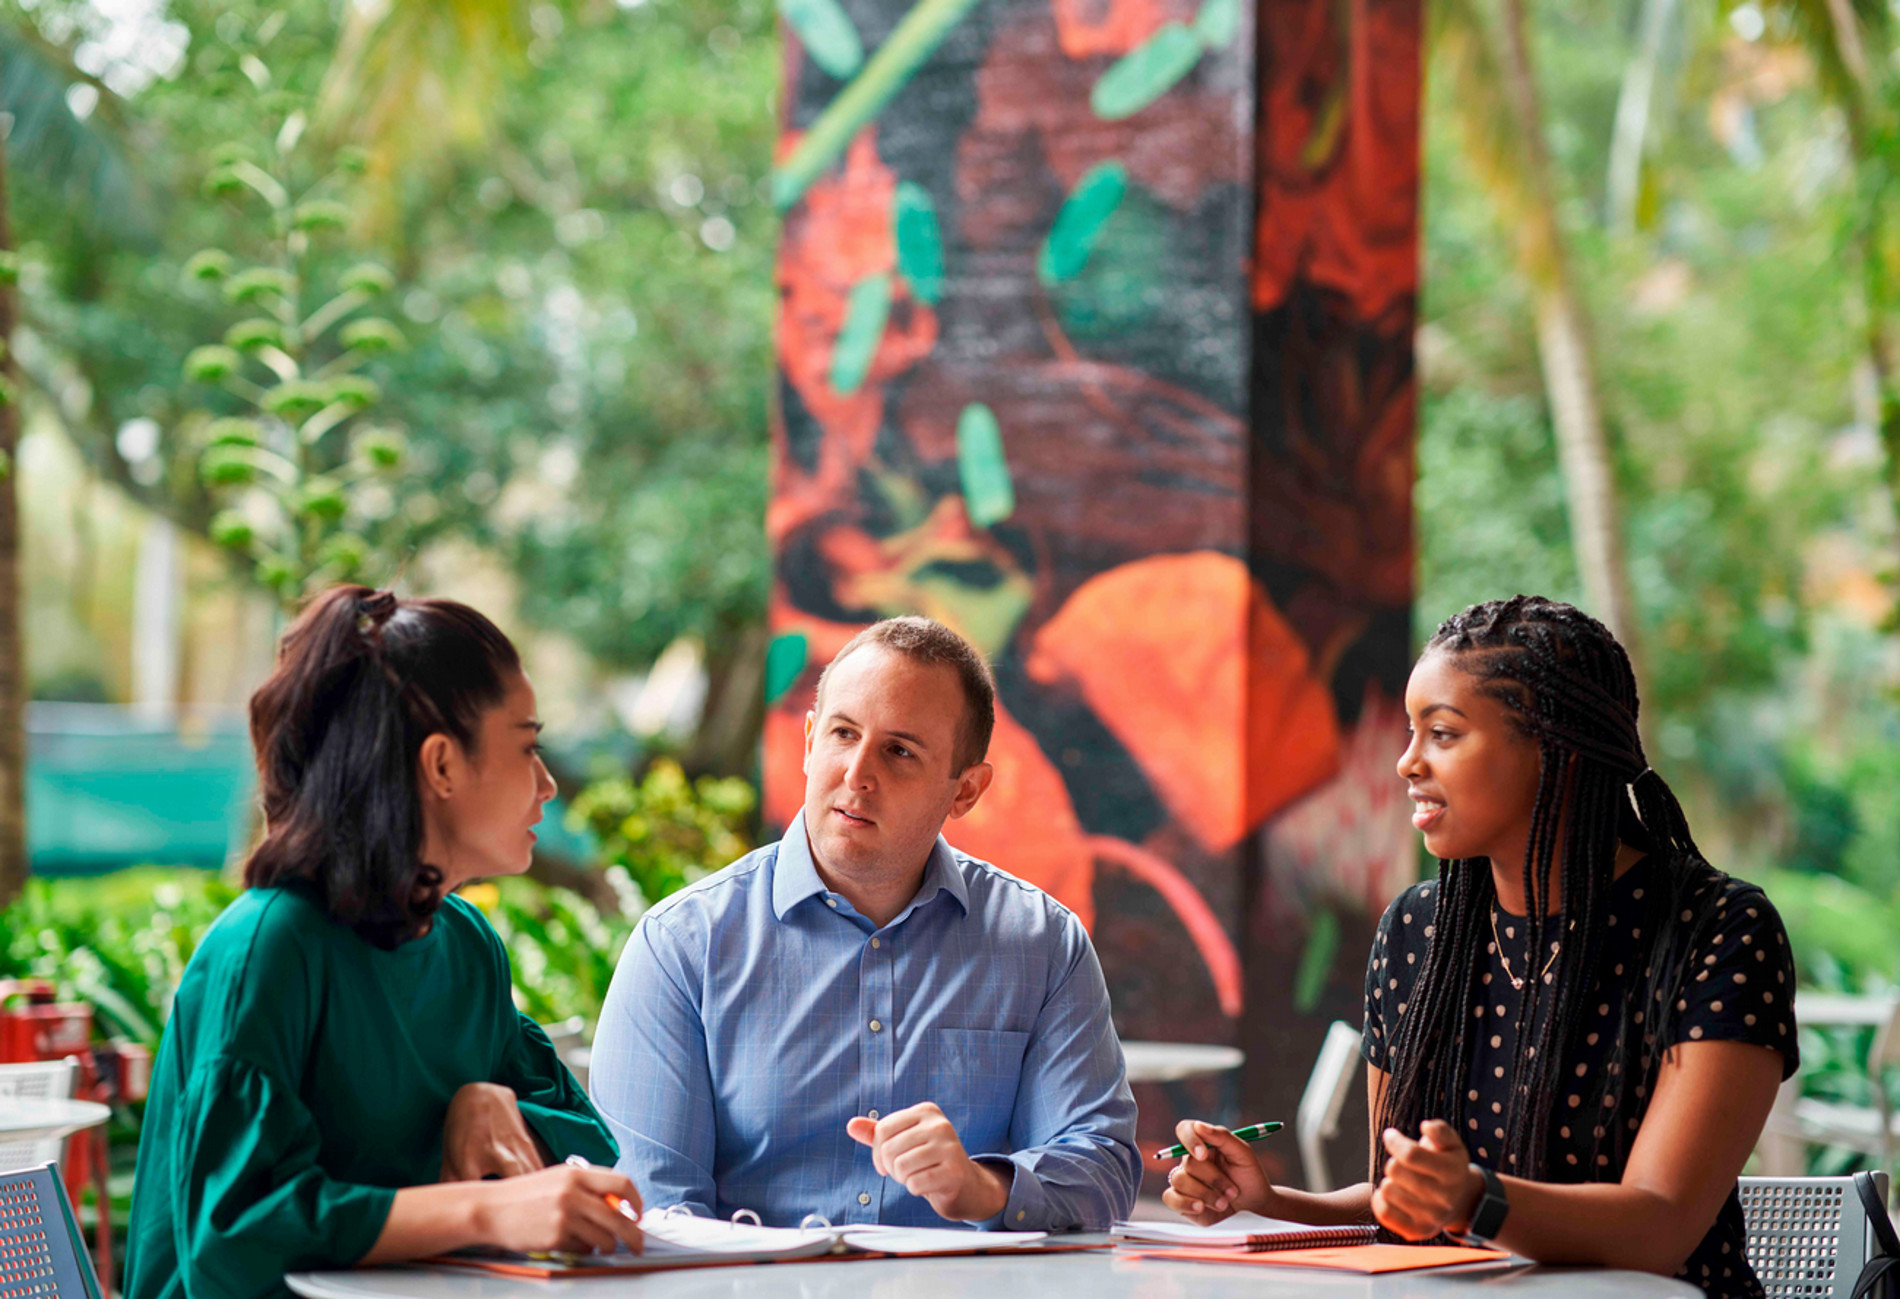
[564,1153,642,1221]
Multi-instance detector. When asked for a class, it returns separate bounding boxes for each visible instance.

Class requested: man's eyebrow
[826,712,930,748]
[1418,703,1467,720]
[515,721,545,733]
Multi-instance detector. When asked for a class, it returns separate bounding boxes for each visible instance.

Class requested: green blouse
[123,884,616,1299]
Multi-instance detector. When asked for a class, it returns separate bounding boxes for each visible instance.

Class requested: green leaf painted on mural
[1038,162,1129,287]
[829,273,892,393]
[779,0,865,79]
[893,182,945,306]
[1090,23,1204,121]
[1193,0,1240,49]
[764,632,810,706]
[1292,907,1341,1014]
[956,403,1015,528]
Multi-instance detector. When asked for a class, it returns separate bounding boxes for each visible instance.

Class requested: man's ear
[802,710,816,776]
[947,761,994,820]
[417,733,458,800]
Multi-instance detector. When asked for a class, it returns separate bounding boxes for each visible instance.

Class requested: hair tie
[356,589,399,643]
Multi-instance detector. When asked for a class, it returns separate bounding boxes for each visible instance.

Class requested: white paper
[839,1225,1050,1254]
[1111,1212,1361,1247]
[639,1214,839,1258]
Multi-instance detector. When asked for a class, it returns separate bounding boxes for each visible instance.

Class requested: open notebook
[429,1212,1075,1277]
[1112,1212,1378,1252]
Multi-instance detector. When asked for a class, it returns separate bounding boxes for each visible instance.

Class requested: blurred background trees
[5,0,1900,1176]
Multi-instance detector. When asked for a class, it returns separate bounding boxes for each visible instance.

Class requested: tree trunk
[1497,0,1646,677]
[1605,0,1678,234]
[0,106,31,908]
[684,621,769,779]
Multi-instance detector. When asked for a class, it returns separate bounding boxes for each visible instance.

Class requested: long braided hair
[1374,596,1732,1182]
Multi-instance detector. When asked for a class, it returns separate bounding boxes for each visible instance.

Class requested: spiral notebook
[1112,1212,1378,1252]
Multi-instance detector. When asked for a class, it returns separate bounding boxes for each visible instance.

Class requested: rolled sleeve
[589,913,720,1216]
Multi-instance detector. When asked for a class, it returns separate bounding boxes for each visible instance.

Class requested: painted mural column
[764,0,1419,1194]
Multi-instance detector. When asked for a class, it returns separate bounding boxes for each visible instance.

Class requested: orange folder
[1123,1243,1510,1273]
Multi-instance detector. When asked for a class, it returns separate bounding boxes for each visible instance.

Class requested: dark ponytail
[245,585,522,948]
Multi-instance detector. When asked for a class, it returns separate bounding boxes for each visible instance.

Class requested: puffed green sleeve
[172,1053,395,1298]
[500,1013,619,1166]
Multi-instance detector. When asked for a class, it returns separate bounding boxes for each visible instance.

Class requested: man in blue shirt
[589,616,1139,1231]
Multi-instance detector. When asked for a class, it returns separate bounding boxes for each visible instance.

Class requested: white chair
[0,1057,82,1175]
[1765,999,1900,1188]
[1740,1172,1892,1299]
[1297,1021,1364,1192]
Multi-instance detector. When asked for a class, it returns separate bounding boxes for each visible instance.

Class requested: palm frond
[318,0,532,183]
[1430,0,1559,287]
[0,42,140,232]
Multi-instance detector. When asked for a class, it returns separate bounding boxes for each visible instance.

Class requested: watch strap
[1463,1163,1510,1243]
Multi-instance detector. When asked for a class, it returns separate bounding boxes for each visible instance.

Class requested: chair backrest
[539,1016,587,1055]
[1297,1021,1364,1193]
[0,1058,80,1178]
[1741,1173,1891,1299]
[0,1058,80,1103]
[0,1163,101,1299]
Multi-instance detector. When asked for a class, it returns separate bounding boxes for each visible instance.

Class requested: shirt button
[859,1193,871,1205]
[869,1019,882,1033]
[1016,1211,1026,1222]
[826,897,838,908]
[870,937,880,949]
[868,1109,880,1120]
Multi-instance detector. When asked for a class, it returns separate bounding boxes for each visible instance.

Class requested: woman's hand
[1371,1119,1483,1240]
[441,1082,546,1182]
[1160,1120,1278,1224]
[471,1163,645,1256]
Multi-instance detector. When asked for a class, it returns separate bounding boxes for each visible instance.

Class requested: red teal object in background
[767,0,1421,1194]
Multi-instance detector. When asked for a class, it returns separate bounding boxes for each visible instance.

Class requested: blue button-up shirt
[588,814,1139,1231]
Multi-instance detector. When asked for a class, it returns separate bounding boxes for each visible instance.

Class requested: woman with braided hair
[125,586,645,1299]
[1163,596,1796,1297]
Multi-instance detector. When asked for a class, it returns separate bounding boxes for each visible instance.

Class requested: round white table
[0,1098,111,1145]
[1120,1041,1245,1085]
[288,1251,1699,1298]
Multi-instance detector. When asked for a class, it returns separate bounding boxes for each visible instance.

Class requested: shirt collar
[773,812,971,922]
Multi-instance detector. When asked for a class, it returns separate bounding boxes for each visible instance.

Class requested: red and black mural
[764,0,1420,1190]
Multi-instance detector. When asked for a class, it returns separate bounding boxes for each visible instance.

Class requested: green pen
[1153,1121,1284,1160]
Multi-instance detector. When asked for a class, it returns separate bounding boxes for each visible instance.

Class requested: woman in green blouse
[125,586,645,1299]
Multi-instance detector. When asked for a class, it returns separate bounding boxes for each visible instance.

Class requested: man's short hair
[813,617,996,772]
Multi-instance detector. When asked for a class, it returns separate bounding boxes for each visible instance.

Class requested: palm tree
[0,25,143,904]
[0,62,27,908]
[1434,0,1647,679]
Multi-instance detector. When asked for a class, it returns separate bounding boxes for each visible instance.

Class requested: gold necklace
[1489,908,1565,990]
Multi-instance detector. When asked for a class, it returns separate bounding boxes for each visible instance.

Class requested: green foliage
[568,758,757,912]
[0,870,241,1047]
[472,879,636,1027]
[168,93,441,609]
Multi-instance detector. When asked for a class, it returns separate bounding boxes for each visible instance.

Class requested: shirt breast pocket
[922,1027,1030,1153]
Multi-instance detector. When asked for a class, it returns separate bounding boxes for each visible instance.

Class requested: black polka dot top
[1362,856,1798,1298]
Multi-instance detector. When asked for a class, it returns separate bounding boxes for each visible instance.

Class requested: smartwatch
[1458,1164,1510,1245]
